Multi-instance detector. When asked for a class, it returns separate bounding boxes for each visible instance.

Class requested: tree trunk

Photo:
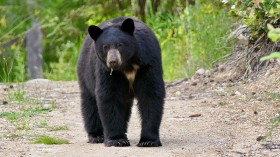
[26,20,43,79]
[151,0,160,14]
[137,0,146,22]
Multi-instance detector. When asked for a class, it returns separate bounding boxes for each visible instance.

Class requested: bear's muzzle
[106,49,122,69]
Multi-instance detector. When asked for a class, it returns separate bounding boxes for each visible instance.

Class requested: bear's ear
[88,25,103,41]
[121,18,135,35]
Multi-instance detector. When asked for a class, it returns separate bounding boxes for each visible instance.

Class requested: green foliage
[260,52,280,61]
[2,133,22,139]
[267,23,280,42]
[48,125,69,131]
[35,120,48,128]
[271,116,280,127]
[0,45,26,82]
[0,0,135,81]
[263,115,280,140]
[0,1,235,81]
[0,84,53,121]
[260,24,280,62]
[224,0,280,39]
[146,2,235,80]
[147,11,187,80]
[34,120,69,131]
[31,135,69,145]
[0,107,52,121]
[0,111,19,120]
[265,92,280,101]
[259,21,280,139]
[43,40,80,80]
[13,118,31,130]
[185,3,235,76]
[8,85,26,103]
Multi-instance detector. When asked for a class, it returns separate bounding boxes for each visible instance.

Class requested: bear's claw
[105,139,130,147]
[88,135,104,143]
[137,140,162,147]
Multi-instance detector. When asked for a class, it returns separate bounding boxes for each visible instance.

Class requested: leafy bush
[147,11,187,80]
[223,0,280,39]
[259,18,280,140]
[147,2,235,80]
[0,45,26,82]
[260,24,280,61]
[185,3,236,76]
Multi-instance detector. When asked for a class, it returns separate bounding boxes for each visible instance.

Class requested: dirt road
[1,68,280,157]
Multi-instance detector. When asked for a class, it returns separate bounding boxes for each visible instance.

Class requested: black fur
[77,17,165,147]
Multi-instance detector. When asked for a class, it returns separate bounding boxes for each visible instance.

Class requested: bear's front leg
[134,68,165,147]
[96,98,131,147]
[95,82,131,147]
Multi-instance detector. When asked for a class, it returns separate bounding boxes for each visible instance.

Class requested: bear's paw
[88,135,104,143]
[137,140,162,147]
[105,139,130,147]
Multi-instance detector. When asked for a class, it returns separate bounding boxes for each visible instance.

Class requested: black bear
[77,16,165,147]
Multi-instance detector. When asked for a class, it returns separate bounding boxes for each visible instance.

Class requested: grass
[0,81,60,143]
[263,115,280,141]
[184,4,235,77]
[0,107,52,121]
[0,83,55,121]
[146,3,235,81]
[35,120,48,128]
[265,92,280,139]
[6,83,33,109]
[13,118,31,130]
[266,92,280,101]
[31,135,69,145]
[0,112,20,120]
[0,57,13,82]
[49,125,69,131]
[2,133,22,139]
[35,120,69,131]
[147,11,187,81]
[0,45,26,82]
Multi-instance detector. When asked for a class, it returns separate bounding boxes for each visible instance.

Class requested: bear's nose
[109,61,117,67]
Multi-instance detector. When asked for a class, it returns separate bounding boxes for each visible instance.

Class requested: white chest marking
[124,64,139,90]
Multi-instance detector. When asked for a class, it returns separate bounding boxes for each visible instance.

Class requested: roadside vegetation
[0,83,67,144]
[0,0,235,81]
[224,0,280,137]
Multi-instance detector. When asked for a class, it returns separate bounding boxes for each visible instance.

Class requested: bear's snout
[106,49,122,69]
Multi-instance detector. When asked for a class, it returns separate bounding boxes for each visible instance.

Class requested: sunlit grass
[0,107,52,121]
[31,135,69,145]
[49,125,69,131]
[147,4,235,81]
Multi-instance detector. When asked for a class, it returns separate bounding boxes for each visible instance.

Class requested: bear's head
[88,18,137,71]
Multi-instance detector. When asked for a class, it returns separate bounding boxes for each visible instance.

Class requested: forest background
[0,0,237,82]
[0,0,279,82]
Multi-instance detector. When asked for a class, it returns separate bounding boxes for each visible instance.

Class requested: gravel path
[1,68,280,156]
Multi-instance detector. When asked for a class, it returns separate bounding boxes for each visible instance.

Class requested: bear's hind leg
[80,87,103,143]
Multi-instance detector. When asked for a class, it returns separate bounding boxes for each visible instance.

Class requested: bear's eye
[103,45,109,51]
[116,43,123,48]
